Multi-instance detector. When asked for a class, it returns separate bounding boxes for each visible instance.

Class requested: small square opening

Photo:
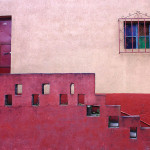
[32,94,39,106]
[5,95,12,106]
[108,116,119,128]
[15,84,22,95]
[42,84,50,94]
[130,127,137,139]
[60,94,68,105]
[78,94,84,105]
[87,105,100,117]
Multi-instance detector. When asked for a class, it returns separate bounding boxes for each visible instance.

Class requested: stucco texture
[1,0,150,93]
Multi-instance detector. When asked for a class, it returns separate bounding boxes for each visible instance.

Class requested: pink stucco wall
[0,0,150,93]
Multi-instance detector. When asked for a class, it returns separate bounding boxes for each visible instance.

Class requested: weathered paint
[0,73,149,149]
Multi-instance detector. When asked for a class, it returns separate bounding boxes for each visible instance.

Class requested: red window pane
[5,95,12,106]
[32,94,39,106]
[78,94,84,105]
[60,94,68,105]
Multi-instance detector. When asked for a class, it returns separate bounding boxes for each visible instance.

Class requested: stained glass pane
[125,37,136,49]
[125,23,137,36]
[139,22,149,36]
[139,37,149,49]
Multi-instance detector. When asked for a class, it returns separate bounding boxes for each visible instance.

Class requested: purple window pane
[125,37,136,49]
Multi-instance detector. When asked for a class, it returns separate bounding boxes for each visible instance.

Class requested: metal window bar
[119,18,150,53]
[136,23,138,49]
[131,19,133,52]
[119,18,150,20]
[149,24,150,48]
[119,19,120,54]
[144,19,146,52]
[138,19,139,52]
[125,19,126,51]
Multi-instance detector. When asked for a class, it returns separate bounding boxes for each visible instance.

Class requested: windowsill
[15,95,22,96]
[78,104,85,106]
[108,127,119,128]
[87,114,100,117]
[109,123,119,128]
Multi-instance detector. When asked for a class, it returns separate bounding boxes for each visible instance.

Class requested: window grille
[119,11,150,53]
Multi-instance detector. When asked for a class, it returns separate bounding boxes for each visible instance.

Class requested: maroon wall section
[0,105,149,150]
[0,74,149,150]
[0,73,95,107]
[106,94,150,125]
[0,67,10,73]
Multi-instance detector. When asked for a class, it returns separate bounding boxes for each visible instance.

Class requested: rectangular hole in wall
[60,94,68,105]
[70,83,74,94]
[78,94,85,105]
[15,84,22,95]
[42,84,50,94]
[32,94,39,106]
[87,105,100,117]
[5,95,12,106]
[130,127,137,139]
[108,116,119,128]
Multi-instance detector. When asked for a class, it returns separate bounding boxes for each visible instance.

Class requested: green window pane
[139,37,149,49]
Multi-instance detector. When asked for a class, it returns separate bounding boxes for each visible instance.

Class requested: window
[5,95,12,106]
[60,94,68,105]
[108,116,119,128]
[87,105,100,117]
[124,21,150,49]
[130,127,137,139]
[118,11,150,53]
[15,84,22,95]
[42,84,50,94]
[78,94,85,105]
[70,83,74,95]
[32,94,39,106]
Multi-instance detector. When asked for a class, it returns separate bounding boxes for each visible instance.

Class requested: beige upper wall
[1,0,150,93]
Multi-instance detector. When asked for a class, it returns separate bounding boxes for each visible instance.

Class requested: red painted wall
[0,74,149,149]
[0,67,10,73]
[106,94,150,126]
